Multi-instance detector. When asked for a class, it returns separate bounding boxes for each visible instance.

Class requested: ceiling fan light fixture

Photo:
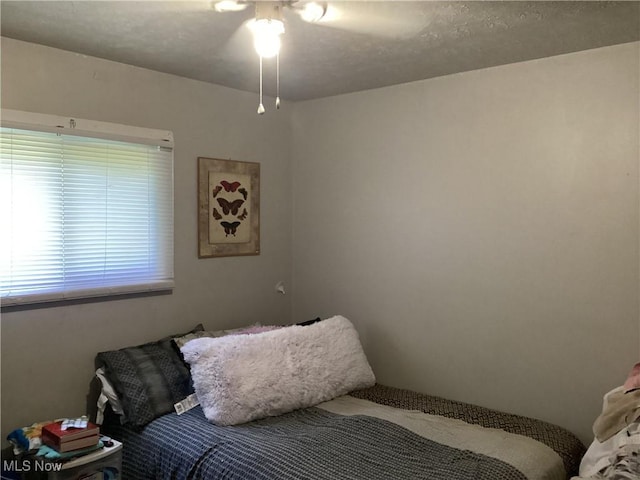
[299,2,327,23]
[234,1,288,114]
[250,18,285,58]
[213,0,248,13]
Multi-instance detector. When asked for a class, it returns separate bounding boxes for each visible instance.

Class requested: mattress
[103,384,585,480]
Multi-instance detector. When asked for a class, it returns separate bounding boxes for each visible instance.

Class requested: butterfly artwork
[217,198,244,215]
[220,180,241,192]
[220,221,241,236]
[211,177,248,242]
[198,157,259,257]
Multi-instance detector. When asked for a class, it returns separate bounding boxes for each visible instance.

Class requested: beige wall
[291,42,640,444]
[0,38,293,438]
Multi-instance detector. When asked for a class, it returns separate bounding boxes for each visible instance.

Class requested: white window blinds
[1,111,174,306]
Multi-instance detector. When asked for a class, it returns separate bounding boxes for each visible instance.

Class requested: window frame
[1,109,175,307]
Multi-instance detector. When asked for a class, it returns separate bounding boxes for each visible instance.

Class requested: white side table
[47,439,122,480]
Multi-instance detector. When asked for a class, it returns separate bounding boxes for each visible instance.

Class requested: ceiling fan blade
[213,0,250,13]
[310,2,430,39]
[289,1,328,23]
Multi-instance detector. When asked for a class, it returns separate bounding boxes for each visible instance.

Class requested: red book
[43,433,100,453]
[41,421,99,444]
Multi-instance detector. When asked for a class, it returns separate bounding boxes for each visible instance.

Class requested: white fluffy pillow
[180,315,375,426]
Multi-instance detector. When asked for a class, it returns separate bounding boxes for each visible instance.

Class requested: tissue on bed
[180,315,375,426]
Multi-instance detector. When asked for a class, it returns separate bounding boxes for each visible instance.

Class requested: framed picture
[198,157,260,258]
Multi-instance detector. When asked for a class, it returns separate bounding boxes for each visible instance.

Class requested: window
[1,110,174,306]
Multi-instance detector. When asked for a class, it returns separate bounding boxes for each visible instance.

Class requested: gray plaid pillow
[97,324,202,428]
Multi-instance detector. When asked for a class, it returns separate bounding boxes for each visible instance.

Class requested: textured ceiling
[1,1,638,101]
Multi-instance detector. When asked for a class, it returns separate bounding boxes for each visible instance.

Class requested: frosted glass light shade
[251,18,284,58]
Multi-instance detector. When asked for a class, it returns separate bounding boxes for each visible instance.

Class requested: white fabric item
[318,396,565,480]
[95,367,124,424]
[574,386,640,480]
[575,424,640,479]
[180,315,375,426]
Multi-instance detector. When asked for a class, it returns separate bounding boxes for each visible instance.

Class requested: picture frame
[197,157,260,258]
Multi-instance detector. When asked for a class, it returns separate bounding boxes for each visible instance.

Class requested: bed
[96,317,585,480]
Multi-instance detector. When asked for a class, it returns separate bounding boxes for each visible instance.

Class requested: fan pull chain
[276,53,281,109]
[258,56,265,115]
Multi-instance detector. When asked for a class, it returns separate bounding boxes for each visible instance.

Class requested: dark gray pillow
[297,317,321,326]
[96,324,203,428]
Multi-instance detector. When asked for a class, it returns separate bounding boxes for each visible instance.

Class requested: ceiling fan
[214,1,328,24]
[212,1,328,114]
[211,1,428,113]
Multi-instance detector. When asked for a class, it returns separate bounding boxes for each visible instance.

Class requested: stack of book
[41,421,100,453]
